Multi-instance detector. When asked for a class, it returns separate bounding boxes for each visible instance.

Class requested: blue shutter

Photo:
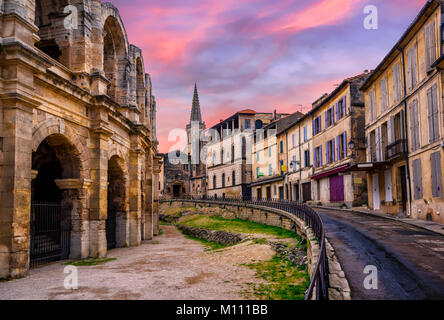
[336,102,339,121]
[320,145,323,166]
[325,111,328,128]
[326,142,329,164]
[313,120,315,135]
[342,96,346,116]
[332,139,335,162]
[337,136,340,160]
[331,107,335,125]
[343,131,347,157]
[314,148,317,168]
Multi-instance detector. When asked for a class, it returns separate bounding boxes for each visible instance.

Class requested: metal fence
[160,196,329,300]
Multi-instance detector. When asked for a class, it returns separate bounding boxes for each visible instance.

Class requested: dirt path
[0,225,275,300]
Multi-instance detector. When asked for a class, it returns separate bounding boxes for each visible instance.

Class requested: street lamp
[348,140,356,151]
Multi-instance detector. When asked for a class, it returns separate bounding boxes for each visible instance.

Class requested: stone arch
[102,3,130,104]
[32,118,88,179]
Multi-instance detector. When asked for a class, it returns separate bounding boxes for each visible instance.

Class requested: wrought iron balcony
[386,139,407,160]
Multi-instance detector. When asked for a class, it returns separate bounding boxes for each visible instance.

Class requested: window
[407,44,418,90]
[425,21,436,70]
[336,132,347,161]
[268,147,271,157]
[370,88,376,121]
[213,176,216,189]
[222,173,225,188]
[268,164,272,176]
[256,167,260,179]
[393,63,402,103]
[292,134,296,148]
[245,119,251,129]
[304,150,310,167]
[431,152,443,198]
[412,158,423,200]
[313,116,322,135]
[280,160,284,175]
[326,139,335,164]
[232,171,236,186]
[292,155,297,172]
[280,141,284,153]
[303,127,307,142]
[325,107,334,128]
[427,84,440,143]
[380,77,388,111]
[337,96,346,120]
[409,99,420,151]
[314,146,323,168]
[256,150,260,162]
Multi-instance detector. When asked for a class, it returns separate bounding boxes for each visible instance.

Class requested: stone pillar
[128,143,143,246]
[55,179,92,259]
[89,126,112,258]
[152,156,162,236]
[0,101,34,278]
[143,149,154,240]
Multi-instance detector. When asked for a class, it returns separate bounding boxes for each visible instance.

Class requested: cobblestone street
[317,208,444,300]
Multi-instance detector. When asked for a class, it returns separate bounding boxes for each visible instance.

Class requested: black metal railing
[386,139,406,160]
[160,196,329,300]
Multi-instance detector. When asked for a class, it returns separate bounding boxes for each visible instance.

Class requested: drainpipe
[400,47,413,217]
[299,123,302,202]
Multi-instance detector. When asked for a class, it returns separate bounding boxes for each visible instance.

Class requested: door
[266,186,271,199]
[279,186,284,200]
[173,185,181,197]
[257,188,262,200]
[294,184,300,202]
[329,175,344,202]
[399,166,407,212]
[303,183,312,202]
[372,173,380,210]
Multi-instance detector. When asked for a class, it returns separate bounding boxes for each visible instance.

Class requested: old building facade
[311,73,370,207]
[362,0,444,223]
[0,0,161,278]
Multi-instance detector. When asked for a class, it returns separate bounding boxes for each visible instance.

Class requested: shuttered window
[380,77,388,111]
[409,100,420,151]
[412,158,423,200]
[431,152,443,198]
[424,21,437,70]
[407,45,418,91]
[370,89,375,121]
[427,84,440,143]
[393,63,402,103]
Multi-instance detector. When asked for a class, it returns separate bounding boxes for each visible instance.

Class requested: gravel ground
[0,225,275,300]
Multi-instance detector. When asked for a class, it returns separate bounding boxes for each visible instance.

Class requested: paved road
[316,208,444,300]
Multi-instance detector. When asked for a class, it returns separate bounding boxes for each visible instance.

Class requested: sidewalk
[311,205,444,236]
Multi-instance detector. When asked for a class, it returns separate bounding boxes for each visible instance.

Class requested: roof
[238,109,257,114]
[361,0,441,90]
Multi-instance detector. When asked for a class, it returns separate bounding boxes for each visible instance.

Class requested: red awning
[311,164,349,180]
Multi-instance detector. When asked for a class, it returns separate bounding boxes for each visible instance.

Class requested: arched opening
[213,175,216,189]
[107,156,127,250]
[31,133,81,266]
[103,16,127,103]
[136,58,145,112]
[222,173,226,188]
[34,0,70,65]
[232,171,236,186]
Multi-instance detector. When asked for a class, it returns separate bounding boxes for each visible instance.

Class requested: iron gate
[30,201,70,267]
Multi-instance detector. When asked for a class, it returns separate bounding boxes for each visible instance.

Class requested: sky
[110,0,426,153]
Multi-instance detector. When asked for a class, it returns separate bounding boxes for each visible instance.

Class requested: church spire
[190,83,202,123]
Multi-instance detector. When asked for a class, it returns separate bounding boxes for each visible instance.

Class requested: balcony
[385,139,406,160]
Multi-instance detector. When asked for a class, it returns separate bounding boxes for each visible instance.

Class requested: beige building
[311,73,370,207]
[0,0,161,278]
[207,110,280,199]
[286,113,313,202]
[251,112,302,200]
[361,0,444,223]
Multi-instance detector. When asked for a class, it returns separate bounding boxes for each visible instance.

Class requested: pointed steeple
[190,83,202,123]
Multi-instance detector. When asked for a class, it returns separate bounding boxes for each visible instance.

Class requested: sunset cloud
[110,0,426,153]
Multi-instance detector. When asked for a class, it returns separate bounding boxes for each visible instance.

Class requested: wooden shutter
[337,136,340,161]
[425,21,436,69]
[427,86,434,143]
[410,100,420,151]
[431,152,443,198]
[407,49,413,90]
[313,119,316,136]
[336,102,340,121]
[325,111,329,128]
[314,148,317,168]
[384,169,393,202]
[342,96,346,116]
[320,145,323,166]
[367,133,371,162]
[413,158,423,199]
[432,84,439,142]
[343,131,347,158]
[387,116,394,145]
[331,107,335,125]
[393,64,400,102]
[381,77,387,111]
[332,139,335,162]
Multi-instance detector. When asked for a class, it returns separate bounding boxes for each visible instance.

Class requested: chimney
[273,109,277,120]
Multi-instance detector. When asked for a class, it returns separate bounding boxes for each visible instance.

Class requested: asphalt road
[316,208,444,300]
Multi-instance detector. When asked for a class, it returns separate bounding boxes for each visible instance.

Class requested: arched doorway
[107,156,127,249]
[31,134,81,267]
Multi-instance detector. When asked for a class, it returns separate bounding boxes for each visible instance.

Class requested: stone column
[152,156,162,236]
[89,126,112,258]
[0,101,34,278]
[128,144,143,246]
[55,179,92,259]
[143,148,154,240]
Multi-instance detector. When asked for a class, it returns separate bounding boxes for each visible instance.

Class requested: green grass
[63,257,116,266]
[158,228,164,236]
[178,215,301,240]
[246,255,310,300]
[182,234,229,251]
[150,241,161,245]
